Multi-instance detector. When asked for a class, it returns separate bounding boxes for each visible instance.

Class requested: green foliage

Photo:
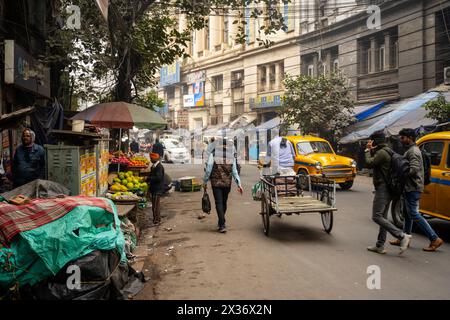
[279,73,355,145]
[45,0,289,105]
[135,90,165,111]
[424,94,450,124]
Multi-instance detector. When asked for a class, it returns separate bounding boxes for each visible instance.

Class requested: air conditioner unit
[445,67,450,85]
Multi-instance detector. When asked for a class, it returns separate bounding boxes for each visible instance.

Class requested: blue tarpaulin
[354,101,387,122]
[340,91,440,144]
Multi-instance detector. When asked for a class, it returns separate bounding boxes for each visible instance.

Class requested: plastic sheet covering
[30,100,64,146]
[0,179,71,200]
[17,250,146,300]
[339,91,440,144]
[0,202,125,289]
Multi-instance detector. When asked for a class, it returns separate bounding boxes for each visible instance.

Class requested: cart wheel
[321,211,333,233]
[320,190,333,233]
[261,195,270,236]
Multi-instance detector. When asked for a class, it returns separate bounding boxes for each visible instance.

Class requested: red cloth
[0,196,114,245]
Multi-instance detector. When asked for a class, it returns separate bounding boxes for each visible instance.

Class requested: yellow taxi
[286,136,357,190]
[417,132,450,220]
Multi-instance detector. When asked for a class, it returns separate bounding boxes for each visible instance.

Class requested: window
[296,142,333,155]
[308,65,315,77]
[166,87,175,99]
[421,141,445,166]
[367,49,372,73]
[333,59,339,72]
[447,145,450,168]
[212,75,223,92]
[231,70,244,88]
[233,102,244,115]
[391,40,398,68]
[379,45,385,71]
[181,84,189,95]
[269,65,276,90]
[223,16,229,45]
[259,66,267,92]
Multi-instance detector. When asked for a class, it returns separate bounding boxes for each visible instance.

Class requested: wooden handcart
[260,174,337,236]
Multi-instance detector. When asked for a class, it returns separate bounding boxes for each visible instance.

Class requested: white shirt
[265,137,296,174]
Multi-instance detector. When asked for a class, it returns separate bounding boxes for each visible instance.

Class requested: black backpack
[421,150,432,186]
[382,148,410,198]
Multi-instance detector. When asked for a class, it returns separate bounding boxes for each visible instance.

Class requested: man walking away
[203,138,243,233]
[148,153,165,225]
[365,130,411,254]
[390,129,443,252]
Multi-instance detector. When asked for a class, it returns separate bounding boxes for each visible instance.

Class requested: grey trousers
[372,185,404,248]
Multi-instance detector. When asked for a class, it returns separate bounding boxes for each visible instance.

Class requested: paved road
[136,164,450,300]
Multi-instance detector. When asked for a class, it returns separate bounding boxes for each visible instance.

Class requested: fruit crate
[179,177,202,192]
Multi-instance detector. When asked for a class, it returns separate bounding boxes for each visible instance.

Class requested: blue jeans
[403,192,438,241]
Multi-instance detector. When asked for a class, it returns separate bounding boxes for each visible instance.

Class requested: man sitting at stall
[148,152,165,226]
[12,128,45,188]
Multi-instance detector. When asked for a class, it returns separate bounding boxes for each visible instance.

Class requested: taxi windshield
[296,141,333,155]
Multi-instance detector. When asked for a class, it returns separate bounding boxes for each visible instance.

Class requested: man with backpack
[365,130,411,254]
[389,129,443,252]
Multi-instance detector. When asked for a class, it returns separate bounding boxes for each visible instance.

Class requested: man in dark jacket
[148,152,165,225]
[390,129,443,252]
[365,130,411,254]
[151,139,164,159]
[130,139,140,153]
[12,129,45,188]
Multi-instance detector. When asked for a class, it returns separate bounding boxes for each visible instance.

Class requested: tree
[279,73,355,146]
[46,0,289,105]
[135,90,166,111]
[423,94,450,125]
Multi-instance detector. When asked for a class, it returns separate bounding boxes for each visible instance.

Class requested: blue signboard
[249,95,282,109]
[160,62,180,87]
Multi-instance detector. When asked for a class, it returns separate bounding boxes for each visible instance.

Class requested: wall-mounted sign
[249,94,282,109]
[183,95,195,107]
[4,40,51,98]
[193,82,205,107]
[187,70,206,84]
[160,62,180,87]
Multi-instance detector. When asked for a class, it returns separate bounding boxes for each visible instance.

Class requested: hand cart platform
[260,174,337,236]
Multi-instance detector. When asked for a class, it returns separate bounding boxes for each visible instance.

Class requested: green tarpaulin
[0,200,125,289]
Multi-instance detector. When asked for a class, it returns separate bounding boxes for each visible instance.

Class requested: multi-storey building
[158,0,450,131]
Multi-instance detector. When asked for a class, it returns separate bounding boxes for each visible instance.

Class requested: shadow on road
[252,218,335,244]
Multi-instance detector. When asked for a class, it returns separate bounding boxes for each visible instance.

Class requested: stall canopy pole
[118,128,122,172]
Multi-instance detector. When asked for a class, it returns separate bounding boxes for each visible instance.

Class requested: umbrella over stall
[71,101,167,170]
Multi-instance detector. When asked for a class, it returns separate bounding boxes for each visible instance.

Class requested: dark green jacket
[365,144,391,188]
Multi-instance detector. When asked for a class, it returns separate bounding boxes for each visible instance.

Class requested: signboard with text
[160,62,180,87]
[249,95,282,109]
[4,40,51,98]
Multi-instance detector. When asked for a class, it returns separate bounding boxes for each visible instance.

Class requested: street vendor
[148,152,165,226]
[12,128,45,188]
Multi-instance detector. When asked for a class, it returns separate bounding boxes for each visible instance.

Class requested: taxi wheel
[339,181,354,190]
[391,197,405,229]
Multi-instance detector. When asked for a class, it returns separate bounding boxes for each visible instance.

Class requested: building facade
[298,0,450,104]
[158,0,450,130]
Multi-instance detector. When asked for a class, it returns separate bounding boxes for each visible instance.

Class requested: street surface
[136,164,450,300]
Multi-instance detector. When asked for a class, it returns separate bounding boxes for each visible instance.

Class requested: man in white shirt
[260,134,296,175]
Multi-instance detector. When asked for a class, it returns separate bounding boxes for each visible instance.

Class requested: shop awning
[0,107,35,130]
[339,91,440,144]
[255,117,280,130]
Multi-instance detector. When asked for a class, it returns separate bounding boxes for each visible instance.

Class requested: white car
[161,139,191,164]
